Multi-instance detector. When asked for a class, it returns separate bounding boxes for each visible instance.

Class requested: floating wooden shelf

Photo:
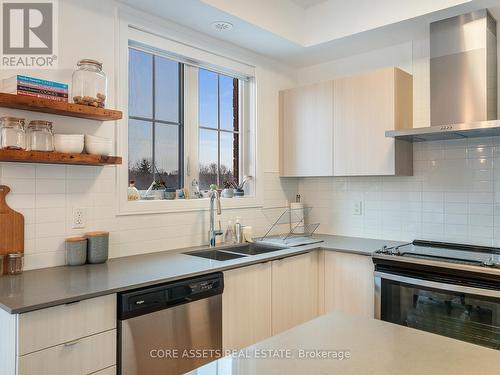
[0,93,122,121]
[0,149,122,166]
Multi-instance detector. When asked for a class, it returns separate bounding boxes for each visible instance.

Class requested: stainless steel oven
[375,264,500,350]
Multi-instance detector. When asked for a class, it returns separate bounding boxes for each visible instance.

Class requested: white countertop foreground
[187,312,500,375]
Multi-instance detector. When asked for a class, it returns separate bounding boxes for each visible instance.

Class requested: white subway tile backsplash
[35,194,66,208]
[1,178,36,194]
[5,194,36,209]
[299,137,500,246]
[1,164,36,179]
[36,179,66,194]
[36,165,66,179]
[0,164,298,270]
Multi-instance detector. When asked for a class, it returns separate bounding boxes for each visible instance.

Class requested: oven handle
[374,271,500,299]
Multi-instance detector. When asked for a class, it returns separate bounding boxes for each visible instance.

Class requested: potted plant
[222,179,236,198]
[234,176,252,197]
[151,181,166,200]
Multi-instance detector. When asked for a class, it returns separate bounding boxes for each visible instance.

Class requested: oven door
[375,271,500,350]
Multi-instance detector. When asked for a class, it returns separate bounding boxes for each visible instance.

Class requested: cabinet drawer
[92,365,116,375]
[18,330,116,375]
[18,294,116,355]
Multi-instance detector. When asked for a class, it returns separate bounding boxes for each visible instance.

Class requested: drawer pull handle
[64,339,81,347]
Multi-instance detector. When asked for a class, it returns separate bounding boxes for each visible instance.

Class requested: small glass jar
[27,120,54,151]
[72,59,107,108]
[0,117,25,150]
[7,253,23,275]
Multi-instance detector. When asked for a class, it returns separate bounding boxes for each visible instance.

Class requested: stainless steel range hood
[387,10,498,142]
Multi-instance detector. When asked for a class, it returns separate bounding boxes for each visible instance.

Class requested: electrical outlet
[353,201,363,216]
[72,207,86,229]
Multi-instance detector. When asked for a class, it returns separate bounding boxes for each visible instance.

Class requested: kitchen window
[198,68,240,190]
[127,49,243,195]
[120,25,257,214]
[128,48,184,191]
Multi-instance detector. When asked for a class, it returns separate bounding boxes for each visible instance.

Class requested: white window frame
[116,11,260,215]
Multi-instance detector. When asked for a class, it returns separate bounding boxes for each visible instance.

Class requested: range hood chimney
[387,10,499,142]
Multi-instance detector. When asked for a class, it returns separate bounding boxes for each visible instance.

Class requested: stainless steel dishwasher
[118,273,223,375]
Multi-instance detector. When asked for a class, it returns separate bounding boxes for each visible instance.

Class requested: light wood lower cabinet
[0,294,117,375]
[18,294,116,355]
[222,252,321,349]
[222,262,272,351]
[18,330,116,375]
[92,366,116,375]
[271,252,319,335]
[321,251,375,318]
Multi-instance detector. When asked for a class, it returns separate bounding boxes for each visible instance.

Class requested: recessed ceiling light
[212,21,233,32]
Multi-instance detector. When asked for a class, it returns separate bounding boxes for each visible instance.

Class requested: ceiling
[118,0,500,67]
[289,0,327,8]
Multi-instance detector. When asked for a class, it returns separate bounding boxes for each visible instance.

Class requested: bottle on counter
[235,217,243,243]
[224,220,235,244]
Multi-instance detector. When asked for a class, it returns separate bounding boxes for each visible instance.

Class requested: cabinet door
[333,67,412,176]
[323,251,374,318]
[271,252,319,335]
[222,262,272,351]
[280,81,333,177]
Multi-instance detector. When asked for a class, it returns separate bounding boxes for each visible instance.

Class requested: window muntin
[198,68,240,190]
[128,48,184,190]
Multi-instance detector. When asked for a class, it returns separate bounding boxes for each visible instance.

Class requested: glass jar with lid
[72,59,107,108]
[0,117,25,150]
[7,253,23,275]
[26,120,54,151]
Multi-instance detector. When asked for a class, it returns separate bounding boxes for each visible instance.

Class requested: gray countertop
[186,311,500,375]
[0,234,406,314]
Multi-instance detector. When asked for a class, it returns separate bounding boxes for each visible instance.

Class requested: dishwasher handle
[118,272,224,320]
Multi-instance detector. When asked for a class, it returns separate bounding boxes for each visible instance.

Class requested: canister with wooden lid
[85,231,109,264]
[65,236,87,266]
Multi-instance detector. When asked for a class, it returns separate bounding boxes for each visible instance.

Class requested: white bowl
[85,141,112,156]
[54,134,84,154]
[85,134,112,143]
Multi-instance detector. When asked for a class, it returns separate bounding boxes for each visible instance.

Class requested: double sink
[184,242,288,261]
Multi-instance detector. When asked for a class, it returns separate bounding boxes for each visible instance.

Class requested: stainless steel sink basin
[184,249,247,261]
[223,243,288,256]
[184,243,288,261]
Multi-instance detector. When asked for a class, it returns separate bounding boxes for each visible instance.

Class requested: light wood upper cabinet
[271,252,319,335]
[333,67,413,176]
[279,67,413,177]
[279,81,334,177]
[321,251,375,318]
[222,262,272,351]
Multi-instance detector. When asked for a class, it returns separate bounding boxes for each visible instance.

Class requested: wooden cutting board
[0,185,24,274]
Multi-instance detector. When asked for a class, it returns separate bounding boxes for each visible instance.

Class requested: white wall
[304,0,471,45]
[0,0,298,270]
[296,35,500,246]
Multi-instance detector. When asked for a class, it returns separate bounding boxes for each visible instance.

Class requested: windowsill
[116,196,262,215]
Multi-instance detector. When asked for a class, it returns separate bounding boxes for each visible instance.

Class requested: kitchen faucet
[209,190,223,247]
